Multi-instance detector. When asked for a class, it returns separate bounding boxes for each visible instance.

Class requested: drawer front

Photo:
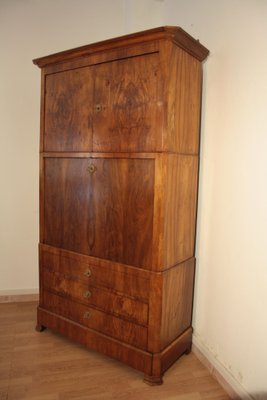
[42,269,148,325]
[40,245,150,302]
[41,290,147,350]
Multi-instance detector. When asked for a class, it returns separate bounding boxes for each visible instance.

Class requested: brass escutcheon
[95,104,102,113]
[87,164,97,174]
[83,290,91,299]
[83,311,91,319]
[84,269,92,277]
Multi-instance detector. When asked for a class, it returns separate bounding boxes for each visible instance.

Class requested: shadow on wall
[234,393,267,400]
[250,394,267,400]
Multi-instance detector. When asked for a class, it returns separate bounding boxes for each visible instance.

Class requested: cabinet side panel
[160,258,195,349]
[151,154,166,270]
[167,46,202,154]
[147,272,163,352]
[163,154,198,268]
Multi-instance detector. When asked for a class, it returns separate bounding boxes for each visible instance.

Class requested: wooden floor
[0,302,230,400]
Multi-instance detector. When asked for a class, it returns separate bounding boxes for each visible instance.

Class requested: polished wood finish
[163,155,199,268]
[40,244,150,300]
[160,259,195,349]
[0,302,231,400]
[43,157,154,267]
[44,68,93,152]
[165,44,203,154]
[92,53,163,152]
[147,258,195,353]
[34,27,209,384]
[40,291,148,349]
[42,269,148,325]
[33,26,209,67]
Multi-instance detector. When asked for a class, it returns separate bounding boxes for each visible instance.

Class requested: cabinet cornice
[33,26,209,68]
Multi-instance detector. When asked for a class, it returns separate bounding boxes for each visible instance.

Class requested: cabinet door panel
[44,68,93,151]
[44,158,91,253]
[92,53,163,152]
[43,158,154,268]
[89,158,154,268]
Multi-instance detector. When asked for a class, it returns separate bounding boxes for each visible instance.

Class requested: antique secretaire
[34,27,209,384]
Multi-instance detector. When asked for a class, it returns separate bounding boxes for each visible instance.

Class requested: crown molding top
[33,26,209,68]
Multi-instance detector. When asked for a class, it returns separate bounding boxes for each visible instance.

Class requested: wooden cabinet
[34,26,209,384]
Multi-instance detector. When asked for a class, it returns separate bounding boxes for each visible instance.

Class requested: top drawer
[40,244,150,302]
[43,53,164,152]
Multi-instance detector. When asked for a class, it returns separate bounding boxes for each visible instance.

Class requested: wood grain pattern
[147,271,162,353]
[40,291,148,350]
[89,158,154,267]
[166,44,202,154]
[40,244,150,302]
[163,154,199,268]
[37,306,152,375]
[147,259,195,353]
[43,42,159,75]
[44,68,93,151]
[160,259,195,349]
[43,157,90,252]
[34,27,209,384]
[42,269,148,325]
[93,53,163,152]
[33,26,209,68]
[43,157,154,268]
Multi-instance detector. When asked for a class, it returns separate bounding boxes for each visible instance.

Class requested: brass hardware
[83,311,91,319]
[87,164,97,174]
[95,104,102,113]
[83,290,91,299]
[84,269,91,277]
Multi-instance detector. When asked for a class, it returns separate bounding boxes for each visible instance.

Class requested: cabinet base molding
[37,307,192,384]
[143,374,163,385]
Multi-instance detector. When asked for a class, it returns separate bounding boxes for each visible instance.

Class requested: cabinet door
[43,158,91,252]
[44,68,93,151]
[43,157,155,268]
[92,53,164,152]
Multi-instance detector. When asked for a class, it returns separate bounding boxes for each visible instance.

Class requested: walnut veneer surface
[34,26,209,384]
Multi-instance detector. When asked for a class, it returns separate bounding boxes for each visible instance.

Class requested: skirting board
[192,336,253,400]
[0,289,39,303]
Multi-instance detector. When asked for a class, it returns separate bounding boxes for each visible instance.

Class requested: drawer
[41,290,147,350]
[40,245,150,302]
[42,269,148,325]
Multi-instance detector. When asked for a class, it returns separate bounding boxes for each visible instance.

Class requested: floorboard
[0,302,230,400]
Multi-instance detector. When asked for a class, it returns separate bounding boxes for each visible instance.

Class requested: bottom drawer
[41,290,147,350]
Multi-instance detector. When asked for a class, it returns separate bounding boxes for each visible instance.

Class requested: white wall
[0,0,163,293]
[161,1,267,398]
[1,0,267,398]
